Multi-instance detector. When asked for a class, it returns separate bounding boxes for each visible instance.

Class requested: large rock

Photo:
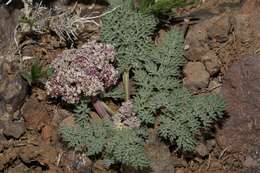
[21,98,50,130]
[220,55,260,157]
[202,51,221,76]
[0,6,21,61]
[183,62,210,90]
[233,14,252,44]
[207,15,234,43]
[184,11,234,62]
[3,121,25,139]
[0,60,27,120]
[0,143,64,172]
[185,23,210,61]
[0,7,27,119]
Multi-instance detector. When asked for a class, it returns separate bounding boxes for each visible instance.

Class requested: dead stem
[123,70,130,102]
[219,145,231,160]
[71,6,120,27]
[100,101,116,116]
[56,151,63,167]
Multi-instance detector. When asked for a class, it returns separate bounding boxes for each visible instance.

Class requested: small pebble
[3,121,25,139]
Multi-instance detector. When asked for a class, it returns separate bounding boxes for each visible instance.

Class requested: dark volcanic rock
[0,7,27,120]
[0,60,28,120]
[220,55,260,155]
[0,6,21,60]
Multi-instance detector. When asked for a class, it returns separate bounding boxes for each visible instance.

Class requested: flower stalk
[123,69,130,102]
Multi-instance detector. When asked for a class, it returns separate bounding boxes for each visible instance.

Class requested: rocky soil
[1,0,260,173]
[181,0,260,172]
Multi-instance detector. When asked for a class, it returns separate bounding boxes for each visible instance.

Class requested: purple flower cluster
[46,41,118,103]
[113,101,141,129]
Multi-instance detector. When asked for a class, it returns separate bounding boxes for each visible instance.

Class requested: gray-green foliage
[102,85,125,100]
[157,91,226,151]
[105,128,149,168]
[133,29,185,124]
[59,101,149,169]
[101,1,157,72]
[107,0,134,9]
[60,120,111,156]
[101,1,226,151]
[139,0,189,16]
[73,99,91,127]
[134,29,226,151]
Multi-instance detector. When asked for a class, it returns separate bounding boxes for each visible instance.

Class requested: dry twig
[219,145,231,160]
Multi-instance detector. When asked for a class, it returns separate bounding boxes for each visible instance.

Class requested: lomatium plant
[46,0,226,170]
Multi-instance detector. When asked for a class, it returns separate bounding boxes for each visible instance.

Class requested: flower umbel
[113,101,141,129]
[46,41,118,103]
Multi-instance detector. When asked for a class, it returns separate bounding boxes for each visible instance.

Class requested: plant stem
[100,101,116,116]
[123,70,130,102]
